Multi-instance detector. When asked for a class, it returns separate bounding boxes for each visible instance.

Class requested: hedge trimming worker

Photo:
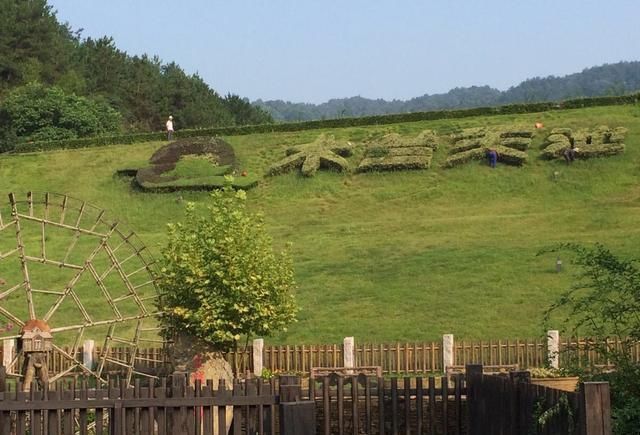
[563,138,578,164]
[486,148,498,168]
[166,115,175,140]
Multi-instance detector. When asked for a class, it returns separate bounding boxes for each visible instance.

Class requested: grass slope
[1,104,640,344]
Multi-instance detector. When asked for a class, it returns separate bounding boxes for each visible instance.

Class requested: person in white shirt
[166,115,174,140]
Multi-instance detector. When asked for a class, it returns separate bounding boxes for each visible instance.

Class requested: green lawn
[1,104,639,344]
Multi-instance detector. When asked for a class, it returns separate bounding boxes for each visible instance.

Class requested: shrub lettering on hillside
[357,130,438,172]
[445,127,533,168]
[540,126,626,160]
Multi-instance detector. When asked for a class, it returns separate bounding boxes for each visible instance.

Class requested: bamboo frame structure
[0,192,164,385]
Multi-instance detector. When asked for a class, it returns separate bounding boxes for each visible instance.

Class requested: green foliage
[131,137,259,191]
[0,1,270,137]
[2,104,640,344]
[541,126,626,160]
[542,243,640,434]
[543,244,640,358]
[358,154,432,172]
[532,394,575,435]
[268,134,351,177]
[11,93,639,154]
[0,82,121,151]
[0,0,74,90]
[157,186,298,351]
[445,128,530,167]
[444,147,486,168]
[356,130,436,172]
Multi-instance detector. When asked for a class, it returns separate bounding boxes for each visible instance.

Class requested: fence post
[343,336,354,371]
[443,334,454,371]
[253,338,264,377]
[279,375,315,435]
[83,339,95,370]
[579,382,612,435]
[2,339,15,369]
[547,330,560,369]
[466,364,483,435]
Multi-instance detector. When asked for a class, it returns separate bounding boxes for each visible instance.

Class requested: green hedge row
[13,94,639,154]
[498,137,531,151]
[357,155,431,172]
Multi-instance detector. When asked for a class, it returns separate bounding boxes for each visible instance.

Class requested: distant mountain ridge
[256,61,640,121]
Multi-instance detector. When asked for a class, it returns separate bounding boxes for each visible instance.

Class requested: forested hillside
[0,0,271,148]
[257,61,640,121]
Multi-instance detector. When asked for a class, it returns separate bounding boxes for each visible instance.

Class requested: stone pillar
[547,330,560,369]
[2,339,15,369]
[343,336,355,370]
[83,339,95,370]
[253,338,264,377]
[443,334,454,370]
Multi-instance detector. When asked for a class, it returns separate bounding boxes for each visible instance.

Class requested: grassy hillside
[1,104,639,344]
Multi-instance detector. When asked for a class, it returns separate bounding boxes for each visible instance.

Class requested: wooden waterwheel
[0,192,163,388]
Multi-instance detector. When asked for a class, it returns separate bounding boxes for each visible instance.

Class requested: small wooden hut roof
[21,319,52,334]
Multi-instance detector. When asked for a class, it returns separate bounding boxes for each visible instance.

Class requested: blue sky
[49,0,640,104]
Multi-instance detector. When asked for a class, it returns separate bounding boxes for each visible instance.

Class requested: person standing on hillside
[166,115,175,140]
[486,147,498,168]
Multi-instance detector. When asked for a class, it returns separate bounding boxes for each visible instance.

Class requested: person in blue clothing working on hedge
[486,147,498,168]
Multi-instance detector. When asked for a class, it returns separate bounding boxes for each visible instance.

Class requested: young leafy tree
[157,183,297,353]
[543,243,640,434]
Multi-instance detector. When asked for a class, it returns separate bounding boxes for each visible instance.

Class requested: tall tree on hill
[222,93,273,125]
[0,0,74,90]
[0,0,272,136]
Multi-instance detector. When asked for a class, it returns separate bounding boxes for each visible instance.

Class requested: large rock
[170,334,234,434]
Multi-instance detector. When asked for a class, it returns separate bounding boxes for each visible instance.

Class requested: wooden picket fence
[0,369,612,435]
[308,373,467,435]
[0,375,277,435]
[1,336,638,380]
[227,336,640,375]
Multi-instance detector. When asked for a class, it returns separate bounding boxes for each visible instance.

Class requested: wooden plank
[378,377,385,435]
[337,375,344,435]
[581,382,612,435]
[322,376,330,435]
[391,377,398,435]
[351,376,360,435]
[78,380,88,435]
[454,374,462,435]
[202,381,213,435]
[403,377,410,435]
[416,377,423,435]
[158,378,169,435]
[365,376,372,435]
[95,387,105,435]
[442,376,449,435]
[232,380,243,435]
[48,388,60,435]
[429,376,436,435]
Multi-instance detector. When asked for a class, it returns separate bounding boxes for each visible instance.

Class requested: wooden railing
[1,336,638,379]
[227,337,640,375]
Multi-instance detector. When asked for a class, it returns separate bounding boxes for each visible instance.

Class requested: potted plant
[529,367,580,392]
